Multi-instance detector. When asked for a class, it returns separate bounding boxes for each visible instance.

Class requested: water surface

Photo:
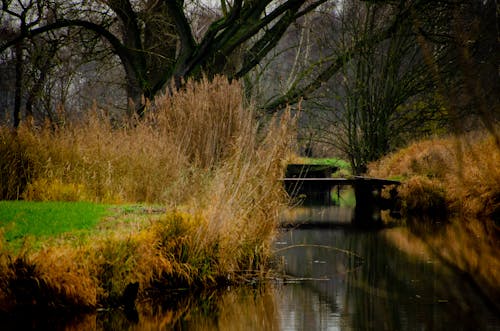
[2,206,499,330]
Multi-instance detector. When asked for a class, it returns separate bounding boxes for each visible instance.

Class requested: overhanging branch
[260,1,413,113]
[0,19,129,63]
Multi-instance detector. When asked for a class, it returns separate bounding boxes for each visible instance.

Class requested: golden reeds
[369,130,500,219]
[0,76,296,310]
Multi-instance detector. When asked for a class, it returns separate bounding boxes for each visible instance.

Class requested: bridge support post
[353,182,382,226]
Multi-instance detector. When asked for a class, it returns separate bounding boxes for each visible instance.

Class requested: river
[2,205,499,330]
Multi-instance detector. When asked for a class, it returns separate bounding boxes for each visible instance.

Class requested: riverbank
[0,206,261,311]
[368,130,500,306]
[0,77,295,312]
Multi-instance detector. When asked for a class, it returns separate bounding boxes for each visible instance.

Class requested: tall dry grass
[369,130,500,220]
[0,76,296,311]
[0,76,269,204]
[0,112,188,203]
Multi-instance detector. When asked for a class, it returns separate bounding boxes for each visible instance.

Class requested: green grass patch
[296,157,349,168]
[296,157,351,176]
[0,201,112,248]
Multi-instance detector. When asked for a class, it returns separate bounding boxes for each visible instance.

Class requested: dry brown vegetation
[369,131,500,220]
[0,76,295,311]
[370,131,500,304]
[2,76,273,204]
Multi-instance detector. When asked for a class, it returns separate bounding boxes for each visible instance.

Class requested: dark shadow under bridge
[281,164,401,227]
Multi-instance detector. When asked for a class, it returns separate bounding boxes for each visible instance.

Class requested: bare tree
[1,0,124,125]
[1,0,331,117]
[359,0,499,141]
[276,0,444,172]
[1,0,47,126]
[255,0,498,171]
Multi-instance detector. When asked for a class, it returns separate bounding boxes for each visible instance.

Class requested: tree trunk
[122,59,147,117]
[13,41,23,128]
[126,79,144,117]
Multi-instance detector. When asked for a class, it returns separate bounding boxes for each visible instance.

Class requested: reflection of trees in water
[1,286,281,330]
[280,205,354,226]
[274,244,363,279]
[275,281,346,330]
[346,230,429,330]
[347,228,497,331]
[275,227,499,330]
[405,217,500,315]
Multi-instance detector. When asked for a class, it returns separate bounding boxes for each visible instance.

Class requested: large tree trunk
[121,57,148,117]
[125,75,145,117]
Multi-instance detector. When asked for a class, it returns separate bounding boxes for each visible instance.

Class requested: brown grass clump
[369,130,500,219]
[0,128,37,200]
[154,76,253,168]
[197,112,293,278]
[0,76,295,311]
[398,175,448,216]
[0,114,186,204]
[371,137,455,179]
[448,135,500,220]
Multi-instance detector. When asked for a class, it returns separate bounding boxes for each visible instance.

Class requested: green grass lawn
[0,201,112,248]
[296,157,350,170]
[295,157,352,176]
[0,201,167,250]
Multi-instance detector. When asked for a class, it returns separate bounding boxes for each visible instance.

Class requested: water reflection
[2,207,499,330]
[274,227,500,330]
[279,206,353,227]
[276,282,349,330]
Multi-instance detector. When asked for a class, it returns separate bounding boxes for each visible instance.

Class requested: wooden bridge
[281,164,401,225]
